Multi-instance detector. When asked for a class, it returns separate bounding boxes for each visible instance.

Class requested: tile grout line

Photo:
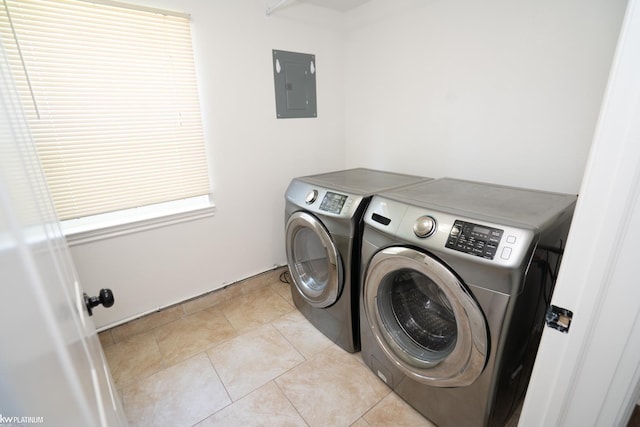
[270,310,310,364]
[193,351,234,426]
[272,378,312,427]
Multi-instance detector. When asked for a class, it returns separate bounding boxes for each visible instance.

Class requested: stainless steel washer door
[286,211,342,308]
[364,246,488,387]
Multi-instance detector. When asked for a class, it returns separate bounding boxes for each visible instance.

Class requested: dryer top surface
[298,168,431,196]
[381,178,577,229]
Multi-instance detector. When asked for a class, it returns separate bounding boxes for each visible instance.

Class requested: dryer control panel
[286,180,362,218]
[319,191,349,214]
[446,220,504,260]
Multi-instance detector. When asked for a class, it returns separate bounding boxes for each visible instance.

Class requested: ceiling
[297,0,371,12]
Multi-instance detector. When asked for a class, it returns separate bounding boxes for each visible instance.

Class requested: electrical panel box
[273,49,317,119]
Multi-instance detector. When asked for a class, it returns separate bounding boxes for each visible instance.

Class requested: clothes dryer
[284,168,430,353]
[359,178,576,426]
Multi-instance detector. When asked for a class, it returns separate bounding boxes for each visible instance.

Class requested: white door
[519,0,640,425]
[0,46,127,426]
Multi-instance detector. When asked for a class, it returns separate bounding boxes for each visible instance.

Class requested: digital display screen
[473,225,491,235]
[320,192,348,214]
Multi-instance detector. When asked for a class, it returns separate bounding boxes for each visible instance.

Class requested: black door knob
[84,288,115,316]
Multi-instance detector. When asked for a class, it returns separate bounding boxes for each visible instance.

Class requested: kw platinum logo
[0,414,44,425]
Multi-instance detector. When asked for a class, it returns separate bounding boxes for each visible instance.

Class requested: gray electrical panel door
[273,50,317,119]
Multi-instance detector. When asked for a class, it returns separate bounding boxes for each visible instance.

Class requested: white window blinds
[0,0,210,221]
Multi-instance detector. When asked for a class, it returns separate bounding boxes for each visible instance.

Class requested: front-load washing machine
[359,178,576,426]
[284,168,430,353]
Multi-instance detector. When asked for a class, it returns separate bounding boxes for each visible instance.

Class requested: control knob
[305,190,318,204]
[414,215,437,238]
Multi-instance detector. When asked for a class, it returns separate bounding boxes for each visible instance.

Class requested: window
[0,0,211,239]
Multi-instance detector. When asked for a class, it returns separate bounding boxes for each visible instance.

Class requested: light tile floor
[99,267,516,426]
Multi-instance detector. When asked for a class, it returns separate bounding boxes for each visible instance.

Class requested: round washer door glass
[286,211,342,308]
[364,246,487,387]
[378,268,458,363]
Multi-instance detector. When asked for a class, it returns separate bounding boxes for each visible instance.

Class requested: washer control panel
[446,220,504,260]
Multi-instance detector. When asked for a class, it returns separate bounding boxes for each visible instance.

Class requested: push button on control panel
[343,198,354,213]
[501,247,512,260]
[446,220,504,260]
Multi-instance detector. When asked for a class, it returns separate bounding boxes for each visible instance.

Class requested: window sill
[62,195,215,246]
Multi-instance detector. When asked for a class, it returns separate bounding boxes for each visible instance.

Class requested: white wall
[343,0,627,194]
[74,0,347,328]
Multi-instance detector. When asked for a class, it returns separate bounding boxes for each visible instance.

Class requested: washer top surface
[381,178,577,229]
[298,168,430,196]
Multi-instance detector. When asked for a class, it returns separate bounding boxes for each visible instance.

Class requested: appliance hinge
[545,305,573,333]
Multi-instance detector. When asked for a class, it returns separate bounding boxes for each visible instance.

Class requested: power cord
[279,269,291,284]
